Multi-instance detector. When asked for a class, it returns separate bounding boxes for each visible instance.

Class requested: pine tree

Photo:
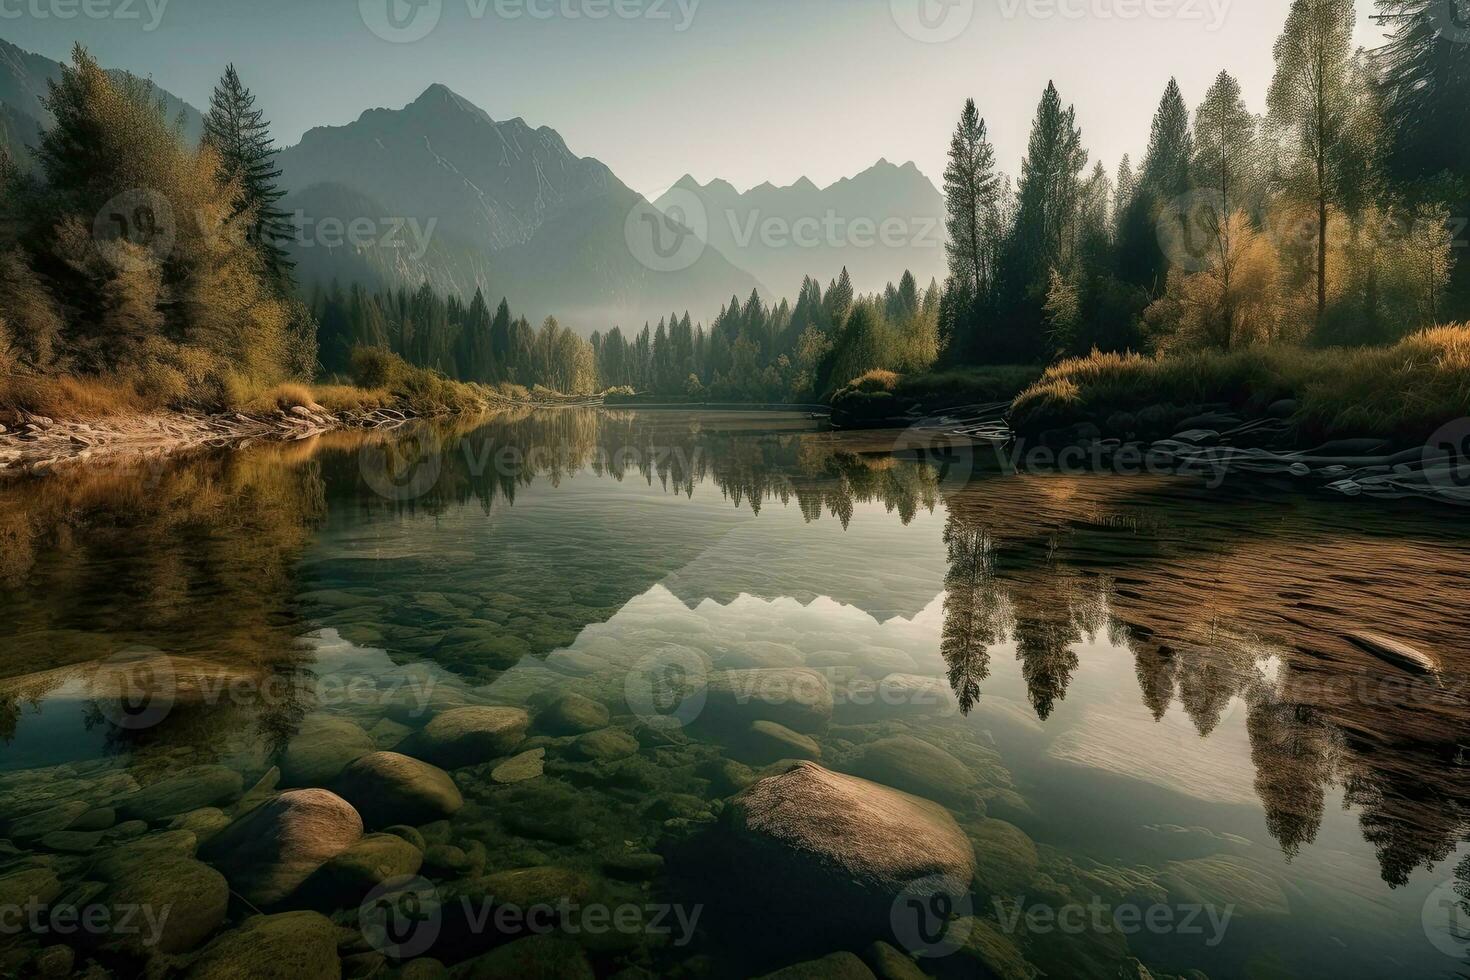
[203,65,294,290]
[1268,0,1360,322]
[1192,71,1261,343]
[1375,0,1470,317]
[944,99,1000,300]
[1117,79,1194,292]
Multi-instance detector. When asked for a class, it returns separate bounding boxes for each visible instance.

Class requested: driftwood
[0,405,418,474]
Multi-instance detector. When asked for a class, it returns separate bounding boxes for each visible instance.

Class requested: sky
[0,0,1389,199]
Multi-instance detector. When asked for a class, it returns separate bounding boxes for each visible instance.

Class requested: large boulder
[400,707,529,770]
[703,668,833,734]
[184,911,343,980]
[453,935,593,979]
[756,952,878,979]
[333,752,463,826]
[727,763,975,940]
[279,715,375,787]
[115,766,244,822]
[201,789,363,907]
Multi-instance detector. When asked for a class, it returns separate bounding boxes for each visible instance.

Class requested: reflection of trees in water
[936,499,1470,892]
[0,447,326,753]
[335,409,946,527]
[940,519,1006,714]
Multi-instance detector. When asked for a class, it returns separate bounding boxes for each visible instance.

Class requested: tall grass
[1010,325,1470,443]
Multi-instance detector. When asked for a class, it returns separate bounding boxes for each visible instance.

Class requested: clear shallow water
[1,409,1469,978]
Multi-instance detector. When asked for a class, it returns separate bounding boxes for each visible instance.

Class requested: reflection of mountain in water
[934,475,1470,894]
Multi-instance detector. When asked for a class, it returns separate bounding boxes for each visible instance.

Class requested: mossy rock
[95,855,228,954]
[743,721,821,764]
[452,934,593,979]
[299,833,423,906]
[852,735,976,805]
[934,917,1038,980]
[401,707,530,770]
[332,752,464,827]
[537,693,610,735]
[115,766,244,823]
[968,819,1040,897]
[280,715,376,787]
[573,727,640,762]
[755,951,877,979]
[0,867,62,908]
[184,911,344,980]
[861,941,928,980]
[491,748,546,784]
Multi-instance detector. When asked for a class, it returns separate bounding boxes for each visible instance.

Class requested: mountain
[277,84,761,333]
[0,38,203,169]
[654,160,948,298]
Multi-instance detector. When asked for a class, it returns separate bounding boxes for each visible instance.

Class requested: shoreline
[0,392,605,475]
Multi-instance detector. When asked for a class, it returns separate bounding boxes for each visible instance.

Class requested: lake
[2,409,1467,979]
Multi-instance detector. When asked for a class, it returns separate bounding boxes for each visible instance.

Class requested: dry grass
[0,372,149,420]
[1011,325,1470,443]
[850,369,901,394]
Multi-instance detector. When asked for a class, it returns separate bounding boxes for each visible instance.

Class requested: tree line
[938,0,1467,365]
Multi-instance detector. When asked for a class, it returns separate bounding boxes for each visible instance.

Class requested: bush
[850,369,900,394]
[1011,325,1470,444]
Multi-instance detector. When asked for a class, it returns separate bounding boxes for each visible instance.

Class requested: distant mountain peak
[791,176,818,192]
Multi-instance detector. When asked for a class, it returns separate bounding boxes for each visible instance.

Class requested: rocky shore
[0,405,424,474]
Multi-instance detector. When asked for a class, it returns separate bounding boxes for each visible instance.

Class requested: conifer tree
[203,64,294,289]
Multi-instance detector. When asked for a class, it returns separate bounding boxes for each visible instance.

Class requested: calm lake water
[2,409,1468,979]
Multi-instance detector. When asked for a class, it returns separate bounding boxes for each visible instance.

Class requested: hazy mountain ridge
[657,159,948,298]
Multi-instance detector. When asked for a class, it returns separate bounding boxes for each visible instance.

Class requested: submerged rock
[704,668,834,734]
[452,934,593,979]
[491,748,546,784]
[862,941,928,980]
[756,952,877,979]
[184,911,344,980]
[1345,630,1440,676]
[573,727,640,762]
[300,832,424,905]
[115,766,244,823]
[333,752,464,827]
[743,720,822,763]
[202,789,364,907]
[280,715,376,787]
[403,706,530,769]
[95,855,228,954]
[852,735,975,804]
[727,763,975,937]
[537,693,610,735]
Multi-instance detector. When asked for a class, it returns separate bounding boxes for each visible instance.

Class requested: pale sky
[1,0,1389,198]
